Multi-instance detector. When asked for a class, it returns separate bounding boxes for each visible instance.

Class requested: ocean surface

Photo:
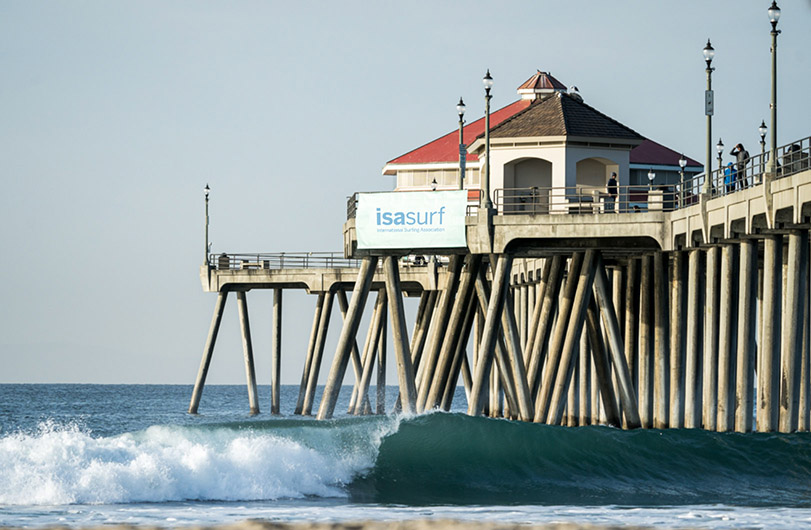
[1,384,811,529]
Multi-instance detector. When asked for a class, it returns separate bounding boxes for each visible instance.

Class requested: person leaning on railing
[730,143,749,190]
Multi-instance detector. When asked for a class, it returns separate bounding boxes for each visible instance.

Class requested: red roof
[385,92,703,172]
[630,139,702,167]
[386,100,532,166]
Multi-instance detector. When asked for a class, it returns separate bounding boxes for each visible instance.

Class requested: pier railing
[209,252,361,271]
[345,137,810,220]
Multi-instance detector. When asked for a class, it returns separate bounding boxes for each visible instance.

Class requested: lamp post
[679,154,687,207]
[431,177,438,191]
[204,184,210,266]
[703,39,716,194]
[717,138,725,172]
[767,1,781,174]
[482,69,494,209]
[647,168,655,190]
[759,120,768,155]
[457,97,466,190]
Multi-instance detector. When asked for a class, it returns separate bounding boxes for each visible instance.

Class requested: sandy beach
[0,520,663,530]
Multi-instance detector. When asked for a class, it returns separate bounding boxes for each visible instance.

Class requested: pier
[189,63,811,433]
[190,137,811,433]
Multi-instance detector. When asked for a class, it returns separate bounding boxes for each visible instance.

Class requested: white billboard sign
[356,191,468,250]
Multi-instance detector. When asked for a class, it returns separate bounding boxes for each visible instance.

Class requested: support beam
[296,293,325,415]
[527,255,565,397]
[189,291,228,414]
[758,235,782,432]
[271,288,282,415]
[383,256,418,415]
[717,244,738,432]
[669,251,686,428]
[500,281,534,421]
[353,289,386,415]
[653,251,669,429]
[735,239,757,432]
[780,230,809,432]
[417,256,463,410]
[377,303,387,415]
[684,249,703,429]
[442,292,478,410]
[579,326,591,425]
[703,246,720,431]
[624,258,639,427]
[592,253,641,429]
[586,298,621,427]
[337,289,367,414]
[317,256,378,420]
[639,255,653,428]
[469,255,516,416]
[548,250,597,425]
[535,252,585,422]
[426,254,481,411]
[302,290,335,416]
[236,291,259,415]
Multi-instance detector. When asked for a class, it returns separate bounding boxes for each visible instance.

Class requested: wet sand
[0,519,662,530]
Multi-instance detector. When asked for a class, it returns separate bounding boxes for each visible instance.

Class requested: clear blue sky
[1,1,809,384]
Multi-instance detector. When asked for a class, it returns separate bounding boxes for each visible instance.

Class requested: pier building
[190,70,811,434]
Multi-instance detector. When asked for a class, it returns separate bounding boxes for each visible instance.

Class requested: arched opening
[503,157,553,213]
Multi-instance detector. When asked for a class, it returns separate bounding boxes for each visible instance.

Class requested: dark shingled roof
[487,93,644,141]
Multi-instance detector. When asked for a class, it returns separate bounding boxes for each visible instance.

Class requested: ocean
[1,384,810,529]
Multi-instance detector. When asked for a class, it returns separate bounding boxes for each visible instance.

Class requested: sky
[1,1,810,388]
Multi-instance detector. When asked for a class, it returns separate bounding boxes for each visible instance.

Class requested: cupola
[516,70,567,101]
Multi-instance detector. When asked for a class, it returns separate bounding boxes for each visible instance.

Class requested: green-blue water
[1,384,810,529]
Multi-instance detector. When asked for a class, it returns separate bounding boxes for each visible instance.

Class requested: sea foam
[0,417,397,505]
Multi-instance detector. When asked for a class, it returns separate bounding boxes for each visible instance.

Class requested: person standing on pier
[724,162,735,194]
[606,172,618,213]
[730,143,750,190]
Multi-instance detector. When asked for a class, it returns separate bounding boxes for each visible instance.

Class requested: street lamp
[457,97,466,190]
[204,184,210,266]
[717,138,725,176]
[703,39,716,194]
[767,1,781,174]
[431,177,438,191]
[678,154,687,207]
[759,120,768,155]
[482,69,494,209]
[647,168,656,189]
